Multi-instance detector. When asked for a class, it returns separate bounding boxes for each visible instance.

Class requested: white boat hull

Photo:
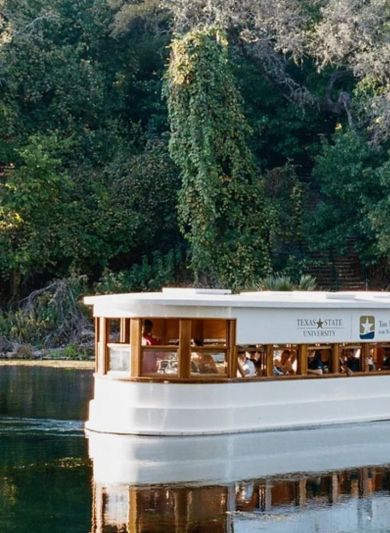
[86,374,390,436]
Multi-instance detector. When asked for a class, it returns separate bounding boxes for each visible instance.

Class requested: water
[2,365,390,532]
[0,366,93,533]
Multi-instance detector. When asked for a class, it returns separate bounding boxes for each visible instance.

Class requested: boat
[83,288,390,436]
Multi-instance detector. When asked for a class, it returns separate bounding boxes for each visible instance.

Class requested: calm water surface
[2,365,390,532]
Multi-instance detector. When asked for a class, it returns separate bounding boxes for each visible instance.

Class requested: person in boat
[368,348,376,371]
[307,350,324,375]
[275,349,295,375]
[142,319,160,346]
[237,350,257,377]
[191,339,219,374]
[346,349,360,372]
[142,319,161,373]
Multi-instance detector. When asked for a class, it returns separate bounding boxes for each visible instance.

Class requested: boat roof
[84,287,390,316]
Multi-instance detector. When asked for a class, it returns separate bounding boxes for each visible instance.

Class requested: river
[1,364,390,532]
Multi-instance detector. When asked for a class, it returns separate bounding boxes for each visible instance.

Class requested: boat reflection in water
[88,421,390,532]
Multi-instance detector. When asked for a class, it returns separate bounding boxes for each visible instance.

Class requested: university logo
[360,316,375,340]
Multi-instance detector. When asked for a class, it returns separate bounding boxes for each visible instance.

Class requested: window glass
[190,319,228,376]
[307,345,331,375]
[142,348,178,375]
[339,344,362,374]
[141,318,179,346]
[108,343,130,372]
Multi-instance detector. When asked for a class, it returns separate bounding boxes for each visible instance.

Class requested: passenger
[251,349,264,375]
[142,319,161,373]
[237,350,256,377]
[191,339,218,374]
[347,349,360,372]
[142,319,160,346]
[307,350,324,375]
[278,349,295,375]
[383,353,390,369]
[368,348,376,371]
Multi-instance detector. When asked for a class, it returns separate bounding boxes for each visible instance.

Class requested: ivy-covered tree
[166,26,271,288]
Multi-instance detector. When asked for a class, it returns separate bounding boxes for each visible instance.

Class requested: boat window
[140,318,180,375]
[141,318,179,346]
[190,319,228,376]
[108,343,131,373]
[339,344,363,374]
[307,345,332,375]
[191,319,227,346]
[106,319,131,374]
[108,319,120,342]
[272,345,298,376]
[142,347,179,376]
[378,344,390,371]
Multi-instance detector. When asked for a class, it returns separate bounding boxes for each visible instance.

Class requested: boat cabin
[85,288,390,382]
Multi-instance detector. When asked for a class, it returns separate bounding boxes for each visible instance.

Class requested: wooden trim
[266,345,274,377]
[94,317,99,373]
[332,343,340,374]
[128,487,138,533]
[362,343,370,372]
[298,344,308,375]
[179,319,191,378]
[120,318,130,343]
[97,317,108,375]
[95,369,390,383]
[228,320,237,378]
[130,319,142,378]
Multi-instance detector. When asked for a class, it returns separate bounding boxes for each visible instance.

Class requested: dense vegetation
[0,0,389,346]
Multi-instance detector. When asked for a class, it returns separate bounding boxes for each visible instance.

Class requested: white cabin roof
[84,288,390,318]
[84,288,390,343]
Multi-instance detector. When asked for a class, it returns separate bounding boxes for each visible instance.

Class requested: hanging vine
[165,26,271,289]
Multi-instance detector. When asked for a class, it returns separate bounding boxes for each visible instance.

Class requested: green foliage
[368,157,390,259]
[257,274,317,291]
[0,135,73,294]
[95,248,185,294]
[263,163,306,269]
[166,26,271,289]
[305,127,384,265]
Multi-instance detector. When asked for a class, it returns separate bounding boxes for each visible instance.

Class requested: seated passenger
[237,351,257,377]
[276,349,295,375]
[383,354,390,369]
[308,350,324,375]
[368,348,376,371]
[347,349,360,372]
[142,319,160,346]
[191,339,218,374]
[142,319,161,373]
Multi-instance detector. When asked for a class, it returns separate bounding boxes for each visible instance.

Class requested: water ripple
[0,416,84,437]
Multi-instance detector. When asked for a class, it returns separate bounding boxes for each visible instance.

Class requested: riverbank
[0,359,95,369]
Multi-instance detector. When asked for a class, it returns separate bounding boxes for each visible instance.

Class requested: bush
[1,276,90,347]
[95,248,185,294]
[257,274,317,291]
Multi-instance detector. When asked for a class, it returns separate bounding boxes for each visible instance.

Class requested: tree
[305,128,384,265]
[166,26,271,288]
[0,135,73,299]
[163,0,390,144]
